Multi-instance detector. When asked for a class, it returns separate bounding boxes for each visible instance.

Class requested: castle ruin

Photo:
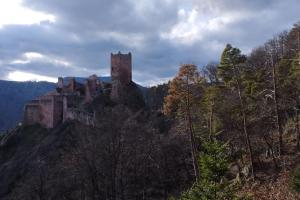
[23,52,133,128]
[111,52,132,101]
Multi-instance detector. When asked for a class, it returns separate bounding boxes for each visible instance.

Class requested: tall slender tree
[288,52,300,150]
[164,64,204,181]
[218,44,255,177]
[266,38,285,156]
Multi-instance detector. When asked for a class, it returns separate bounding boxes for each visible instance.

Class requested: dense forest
[1,23,300,199]
[161,22,300,199]
[146,22,300,199]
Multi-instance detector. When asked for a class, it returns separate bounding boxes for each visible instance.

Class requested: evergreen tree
[179,139,235,200]
[218,44,255,177]
[200,85,224,140]
[287,52,300,150]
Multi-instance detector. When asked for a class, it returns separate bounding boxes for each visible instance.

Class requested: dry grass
[240,171,299,200]
[238,152,300,200]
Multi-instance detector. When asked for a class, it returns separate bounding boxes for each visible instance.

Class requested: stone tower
[111,52,132,101]
[111,52,132,84]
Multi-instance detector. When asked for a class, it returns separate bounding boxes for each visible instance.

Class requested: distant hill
[63,76,111,84]
[0,77,149,132]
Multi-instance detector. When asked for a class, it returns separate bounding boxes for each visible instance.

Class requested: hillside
[0,105,191,200]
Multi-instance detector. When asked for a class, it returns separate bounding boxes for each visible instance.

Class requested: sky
[0,0,299,86]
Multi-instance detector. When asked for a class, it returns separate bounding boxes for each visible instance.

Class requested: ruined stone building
[23,52,133,128]
[111,52,132,101]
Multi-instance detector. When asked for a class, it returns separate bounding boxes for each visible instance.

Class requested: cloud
[10,52,71,67]
[0,0,55,28]
[0,0,299,85]
[161,8,239,44]
[7,71,57,82]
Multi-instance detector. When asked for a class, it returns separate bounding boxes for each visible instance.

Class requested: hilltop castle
[23,52,133,128]
[111,52,132,101]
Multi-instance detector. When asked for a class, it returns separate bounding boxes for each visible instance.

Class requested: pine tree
[287,52,300,150]
[201,85,223,140]
[179,139,235,200]
[218,44,255,177]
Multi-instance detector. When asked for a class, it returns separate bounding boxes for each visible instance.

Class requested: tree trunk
[209,101,214,141]
[296,108,300,151]
[271,60,284,156]
[263,134,278,169]
[186,106,199,181]
[186,74,199,181]
[236,79,255,178]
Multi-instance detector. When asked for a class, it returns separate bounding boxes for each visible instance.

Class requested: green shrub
[290,165,300,192]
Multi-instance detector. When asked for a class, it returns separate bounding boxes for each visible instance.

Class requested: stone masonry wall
[65,108,95,127]
[23,102,40,126]
[111,52,132,84]
[111,52,132,101]
[39,95,54,128]
[52,95,64,128]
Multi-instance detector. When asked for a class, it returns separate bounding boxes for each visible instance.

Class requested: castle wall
[68,78,76,92]
[63,96,68,122]
[52,95,64,127]
[63,95,80,122]
[111,80,122,102]
[85,76,98,103]
[23,102,40,125]
[64,108,95,127]
[39,95,54,128]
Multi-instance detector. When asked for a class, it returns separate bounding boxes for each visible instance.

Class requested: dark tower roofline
[111,52,131,56]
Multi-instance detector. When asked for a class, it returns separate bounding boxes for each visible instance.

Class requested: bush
[290,165,300,192]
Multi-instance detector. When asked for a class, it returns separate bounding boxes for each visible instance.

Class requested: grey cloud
[0,0,299,85]
[22,0,179,34]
